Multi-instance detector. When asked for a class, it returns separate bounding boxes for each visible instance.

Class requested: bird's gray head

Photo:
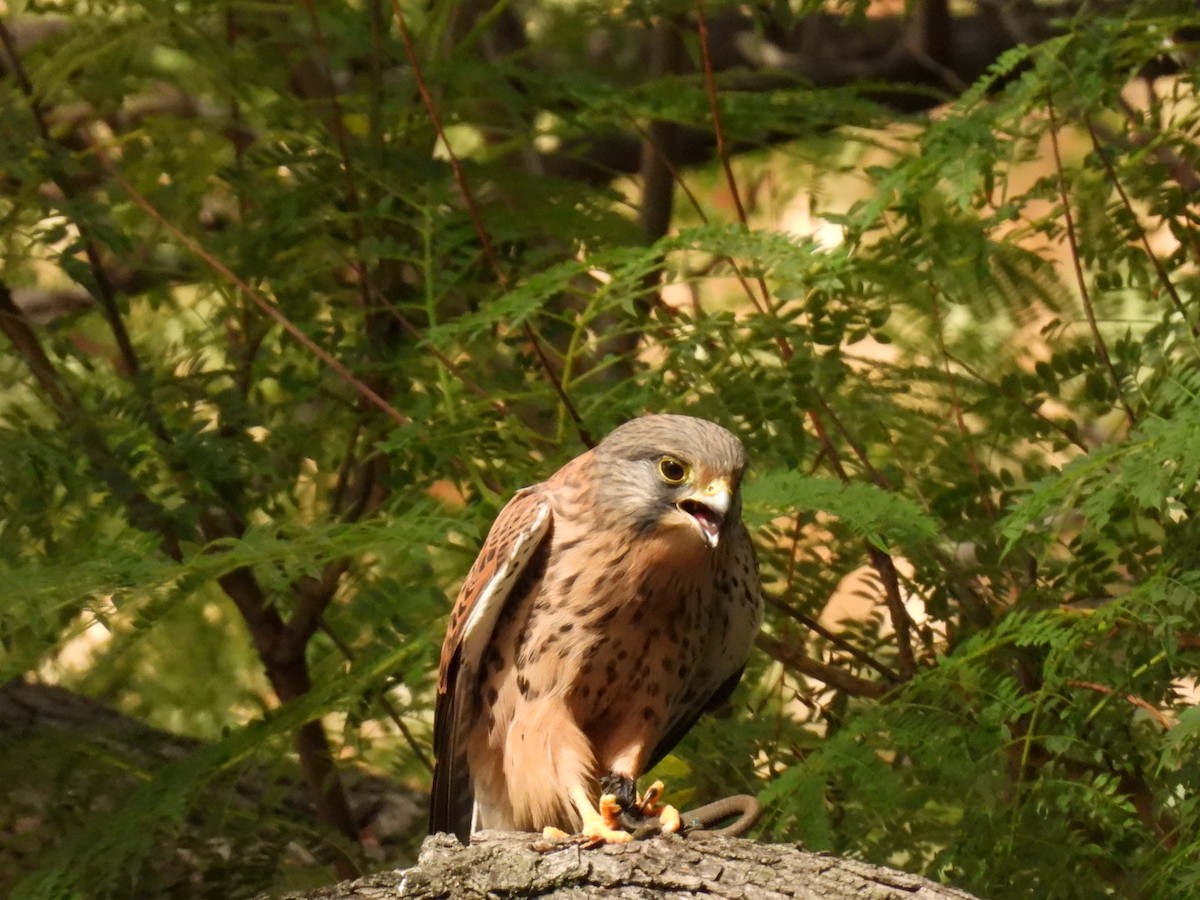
[591,414,748,549]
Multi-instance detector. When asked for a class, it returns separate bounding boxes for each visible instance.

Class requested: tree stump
[285,831,981,899]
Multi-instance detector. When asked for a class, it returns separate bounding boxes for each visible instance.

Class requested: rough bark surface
[284,831,981,900]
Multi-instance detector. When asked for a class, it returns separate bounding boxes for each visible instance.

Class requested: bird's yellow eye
[658,456,689,485]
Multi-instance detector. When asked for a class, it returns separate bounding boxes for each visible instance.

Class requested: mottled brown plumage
[430,414,762,843]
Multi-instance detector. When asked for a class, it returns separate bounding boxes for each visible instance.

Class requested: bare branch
[756,633,889,700]
[766,592,903,683]
[1066,679,1172,730]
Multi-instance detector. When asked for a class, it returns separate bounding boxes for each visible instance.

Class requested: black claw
[598,773,645,831]
[599,773,638,809]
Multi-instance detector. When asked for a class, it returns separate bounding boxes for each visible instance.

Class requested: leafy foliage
[2,1,1200,898]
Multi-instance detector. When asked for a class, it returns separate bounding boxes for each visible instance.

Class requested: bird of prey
[430,414,762,843]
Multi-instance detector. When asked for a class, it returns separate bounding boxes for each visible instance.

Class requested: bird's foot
[596,774,681,837]
[581,792,635,843]
[540,793,633,846]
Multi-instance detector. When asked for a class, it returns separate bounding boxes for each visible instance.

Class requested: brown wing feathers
[429,651,474,840]
[429,489,552,840]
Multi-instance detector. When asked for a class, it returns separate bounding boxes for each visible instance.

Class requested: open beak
[676,477,732,549]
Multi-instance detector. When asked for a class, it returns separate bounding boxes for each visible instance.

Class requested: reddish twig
[90,143,409,429]
[932,349,1090,452]
[692,0,774,324]
[803,406,917,679]
[868,547,917,679]
[298,0,377,316]
[694,5,917,668]
[367,286,509,412]
[629,114,766,318]
[0,287,185,562]
[1116,96,1200,196]
[1066,679,1171,730]
[814,394,894,491]
[387,0,591,447]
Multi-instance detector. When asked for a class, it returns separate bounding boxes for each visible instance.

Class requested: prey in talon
[599,775,682,838]
[428,415,763,845]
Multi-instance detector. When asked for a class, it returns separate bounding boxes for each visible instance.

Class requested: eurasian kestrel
[430,414,762,843]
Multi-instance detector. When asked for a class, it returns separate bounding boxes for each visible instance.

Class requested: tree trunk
[283,831,981,899]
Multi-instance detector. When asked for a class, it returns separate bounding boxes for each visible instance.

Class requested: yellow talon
[658,803,682,834]
[581,794,633,843]
[598,793,624,828]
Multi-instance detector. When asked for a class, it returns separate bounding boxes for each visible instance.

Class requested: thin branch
[298,0,377,319]
[1066,679,1171,730]
[1177,633,1200,652]
[0,18,166,433]
[629,115,764,319]
[803,405,916,677]
[0,281,185,561]
[1084,115,1191,330]
[766,592,902,683]
[89,142,410,429]
[0,20,50,140]
[930,292,996,518]
[1115,96,1200,196]
[370,290,509,410]
[783,510,805,593]
[867,548,917,680]
[693,0,773,323]
[934,349,1091,452]
[321,622,435,773]
[694,5,917,668]
[298,0,365,219]
[756,633,889,699]
[332,429,363,525]
[804,407,849,481]
[0,282,74,416]
[524,321,593,446]
[1046,93,1136,429]
[814,394,894,491]
[387,0,591,447]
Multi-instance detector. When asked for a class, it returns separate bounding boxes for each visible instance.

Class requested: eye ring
[658,456,689,485]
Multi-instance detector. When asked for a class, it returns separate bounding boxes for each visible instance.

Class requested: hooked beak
[676,477,732,549]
